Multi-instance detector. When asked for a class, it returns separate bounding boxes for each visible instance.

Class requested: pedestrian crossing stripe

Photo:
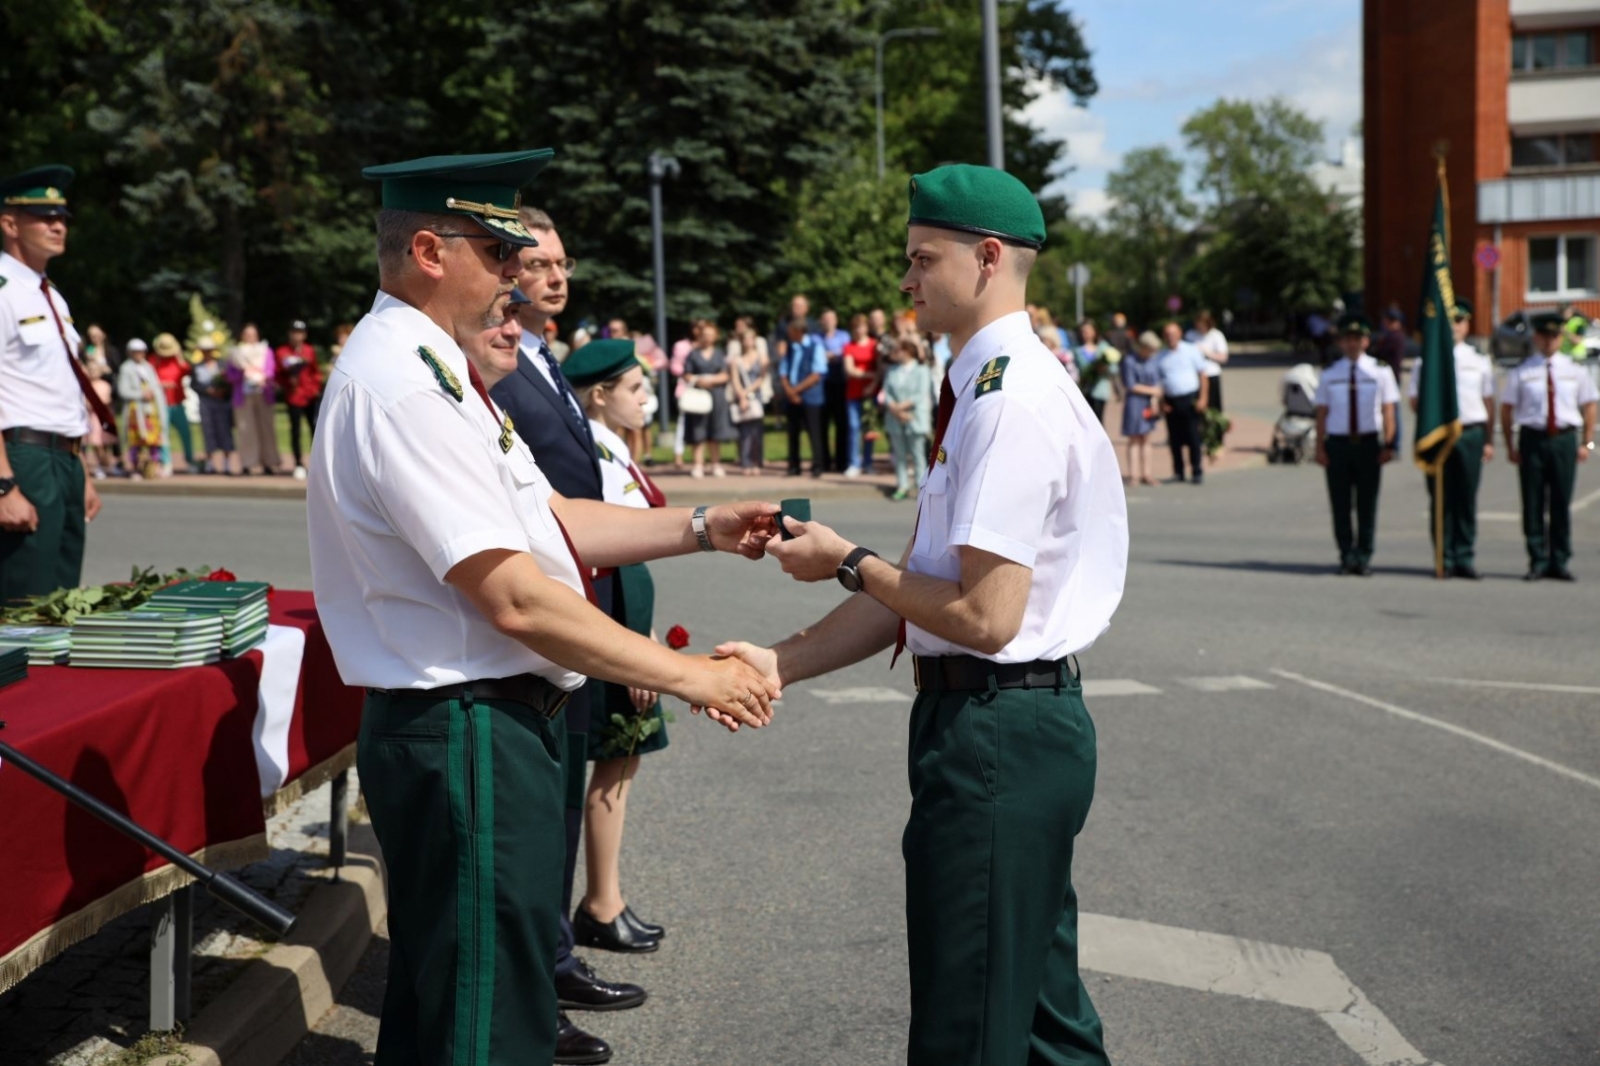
[1180,676,1276,693]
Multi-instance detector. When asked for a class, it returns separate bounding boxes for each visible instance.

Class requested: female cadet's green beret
[561,339,638,389]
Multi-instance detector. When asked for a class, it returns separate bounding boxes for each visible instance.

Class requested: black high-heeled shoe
[621,905,664,940]
[574,904,660,953]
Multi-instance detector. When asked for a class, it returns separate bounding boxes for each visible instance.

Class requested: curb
[149,824,386,1066]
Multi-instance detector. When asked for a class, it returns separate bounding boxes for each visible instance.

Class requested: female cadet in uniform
[561,339,672,954]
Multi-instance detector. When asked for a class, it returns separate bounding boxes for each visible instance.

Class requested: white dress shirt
[307,292,585,691]
[591,420,649,510]
[906,311,1128,663]
[0,251,89,436]
[1498,353,1600,430]
[1315,354,1401,436]
[1406,343,1496,425]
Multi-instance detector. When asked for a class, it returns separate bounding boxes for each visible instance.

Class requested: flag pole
[1431,144,1450,580]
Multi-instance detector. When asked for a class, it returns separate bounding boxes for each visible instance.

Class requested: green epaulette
[417,345,462,402]
[595,441,614,463]
[974,356,1010,397]
[0,276,7,289]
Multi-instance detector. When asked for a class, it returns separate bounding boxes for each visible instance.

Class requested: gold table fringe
[260,743,357,819]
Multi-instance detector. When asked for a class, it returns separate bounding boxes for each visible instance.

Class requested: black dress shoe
[1546,567,1576,582]
[1451,564,1481,580]
[1190,475,1204,486]
[555,1013,612,1065]
[574,904,661,954]
[1523,568,1544,582]
[555,956,647,1012]
[622,905,665,940]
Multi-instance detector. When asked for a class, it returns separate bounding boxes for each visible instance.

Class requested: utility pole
[875,27,942,181]
[648,151,680,433]
[982,0,1003,170]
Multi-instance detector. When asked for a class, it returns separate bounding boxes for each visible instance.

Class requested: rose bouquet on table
[0,565,244,626]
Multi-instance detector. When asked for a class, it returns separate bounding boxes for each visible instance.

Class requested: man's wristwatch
[836,546,879,593]
[0,478,15,498]
[691,505,716,552]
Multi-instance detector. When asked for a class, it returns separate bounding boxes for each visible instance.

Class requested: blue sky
[1024,0,1361,217]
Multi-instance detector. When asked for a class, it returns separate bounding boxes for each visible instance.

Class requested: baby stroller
[1267,363,1320,465]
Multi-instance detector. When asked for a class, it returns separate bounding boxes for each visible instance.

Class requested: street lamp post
[876,27,942,181]
[648,150,680,434]
[981,0,1003,169]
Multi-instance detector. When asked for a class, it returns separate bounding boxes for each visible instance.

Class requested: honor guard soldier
[306,150,778,1066]
[721,165,1129,1065]
[1315,314,1401,575]
[0,165,114,603]
[1408,299,1497,579]
[1500,312,1599,582]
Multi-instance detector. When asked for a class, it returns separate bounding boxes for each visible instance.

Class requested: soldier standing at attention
[719,164,1129,1066]
[1408,299,1497,580]
[1501,312,1598,582]
[1315,314,1400,576]
[306,150,779,1066]
[0,165,113,603]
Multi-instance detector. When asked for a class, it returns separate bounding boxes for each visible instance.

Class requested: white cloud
[1068,188,1113,220]
[1024,86,1122,172]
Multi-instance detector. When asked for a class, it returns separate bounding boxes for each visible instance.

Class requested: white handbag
[678,386,714,415]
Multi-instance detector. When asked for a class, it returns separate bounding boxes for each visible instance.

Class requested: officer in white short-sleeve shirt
[1315,313,1401,575]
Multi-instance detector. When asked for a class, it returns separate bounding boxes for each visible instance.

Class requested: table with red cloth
[0,591,361,993]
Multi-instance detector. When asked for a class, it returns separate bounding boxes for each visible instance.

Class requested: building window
[1512,31,1595,71]
[1528,235,1597,297]
[1512,133,1598,169]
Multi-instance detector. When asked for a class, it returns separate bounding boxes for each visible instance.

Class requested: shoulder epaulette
[417,345,462,402]
[499,413,515,453]
[0,276,7,289]
[974,356,1010,398]
[596,441,614,463]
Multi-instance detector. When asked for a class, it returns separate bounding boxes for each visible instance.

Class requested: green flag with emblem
[1413,156,1463,577]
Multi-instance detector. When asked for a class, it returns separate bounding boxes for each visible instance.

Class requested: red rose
[206,568,237,582]
[665,625,690,650]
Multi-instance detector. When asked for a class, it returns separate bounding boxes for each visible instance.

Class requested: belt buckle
[912,656,923,692]
[544,690,570,721]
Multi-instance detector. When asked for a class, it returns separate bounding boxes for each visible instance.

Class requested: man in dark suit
[491,207,640,1066]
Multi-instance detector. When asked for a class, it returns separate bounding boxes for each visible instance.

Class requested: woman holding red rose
[562,339,674,953]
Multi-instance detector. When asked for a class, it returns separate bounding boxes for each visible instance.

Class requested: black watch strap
[0,478,15,498]
[838,546,879,592]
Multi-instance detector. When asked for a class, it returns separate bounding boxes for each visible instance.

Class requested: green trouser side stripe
[471,701,495,1061]
[449,705,474,1066]
[447,701,496,1066]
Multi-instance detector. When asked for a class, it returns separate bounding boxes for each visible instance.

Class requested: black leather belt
[3,427,81,456]
[913,654,1072,693]
[1518,425,1575,436]
[1327,432,1380,441]
[368,672,571,720]
[1461,422,1487,430]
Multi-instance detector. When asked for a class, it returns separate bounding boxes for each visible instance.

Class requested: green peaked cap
[1338,312,1371,336]
[362,150,553,246]
[1452,298,1473,319]
[562,339,638,389]
[1532,312,1565,336]
[907,164,1046,249]
[1,164,73,218]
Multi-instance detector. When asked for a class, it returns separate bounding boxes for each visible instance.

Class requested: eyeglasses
[424,232,517,262]
[523,256,578,278]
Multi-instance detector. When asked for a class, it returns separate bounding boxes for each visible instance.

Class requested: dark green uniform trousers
[903,671,1109,1066]
[1425,423,1485,569]
[1324,434,1382,568]
[358,690,565,1066]
[1518,427,1578,571]
[0,441,86,604]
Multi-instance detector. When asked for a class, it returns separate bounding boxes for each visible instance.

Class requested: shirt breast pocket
[503,444,557,542]
[16,318,58,365]
[912,464,952,561]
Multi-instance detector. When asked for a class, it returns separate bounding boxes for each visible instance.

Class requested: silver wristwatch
[691,506,716,552]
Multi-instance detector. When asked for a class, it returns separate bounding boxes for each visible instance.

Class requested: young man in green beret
[720,164,1129,1066]
[0,165,112,603]
[1314,314,1400,575]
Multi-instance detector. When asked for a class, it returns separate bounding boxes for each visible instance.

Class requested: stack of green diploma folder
[68,610,226,669]
[0,626,72,666]
[145,581,272,657]
[0,643,30,688]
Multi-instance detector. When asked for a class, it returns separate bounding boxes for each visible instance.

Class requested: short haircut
[375,208,460,278]
[850,312,869,332]
[520,206,554,234]
[1008,245,1038,280]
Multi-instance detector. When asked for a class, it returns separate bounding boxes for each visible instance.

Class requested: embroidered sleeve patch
[417,345,462,402]
[974,356,1010,397]
[499,413,516,453]
[595,441,614,463]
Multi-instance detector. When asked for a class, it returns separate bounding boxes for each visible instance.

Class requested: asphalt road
[81,430,1600,1066]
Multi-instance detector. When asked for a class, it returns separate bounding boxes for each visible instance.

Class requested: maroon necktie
[41,277,118,440]
[1348,358,1359,437]
[1547,360,1559,435]
[627,460,667,508]
[464,360,599,608]
[892,376,958,667]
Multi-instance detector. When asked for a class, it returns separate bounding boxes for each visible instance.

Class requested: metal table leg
[329,769,349,874]
[149,885,193,1031]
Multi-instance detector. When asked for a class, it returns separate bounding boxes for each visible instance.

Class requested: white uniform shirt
[591,420,649,510]
[0,251,89,436]
[1406,343,1496,425]
[1314,354,1401,436]
[1498,352,1600,430]
[307,292,585,691]
[906,311,1128,663]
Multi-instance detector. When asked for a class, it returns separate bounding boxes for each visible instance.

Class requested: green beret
[1338,313,1371,337]
[1452,298,1473,320]
[1532,312,1565,337]
[362,150,552,246]
[0,164,73,218]
[907,164,1046,250]
[562,339,638,389]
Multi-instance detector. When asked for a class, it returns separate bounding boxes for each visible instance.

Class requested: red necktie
[1547,360,1559,435]
[1348,358,1359,437]
[41,277,118,440]
[464,361,599,607]
[892,375,958,667]
[627,460,667,508]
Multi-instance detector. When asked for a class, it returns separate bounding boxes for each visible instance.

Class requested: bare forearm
[772,591,900,684]
[1383,404,1395,443]
[857,555,1012,654]
[557,497,699,567]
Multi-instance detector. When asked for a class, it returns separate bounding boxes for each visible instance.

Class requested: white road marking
[1082,679,1162,697]
[1574,487,1600,514]
[1478,511,1518,522]
[1427,677,1600,696]
[810,686,911,705]
[1081,913,1439,1066]
[1271,668,1600,793]
[1180,675,1276,692]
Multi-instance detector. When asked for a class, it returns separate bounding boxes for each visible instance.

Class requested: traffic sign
[1066,262,1091,287]
[1166,295,1183,313]
[1475,244,1501,271]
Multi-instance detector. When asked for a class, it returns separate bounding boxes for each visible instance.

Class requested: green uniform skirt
[589,562,669,761]
[358,689,566,1066]
[903,667,1110,1065]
